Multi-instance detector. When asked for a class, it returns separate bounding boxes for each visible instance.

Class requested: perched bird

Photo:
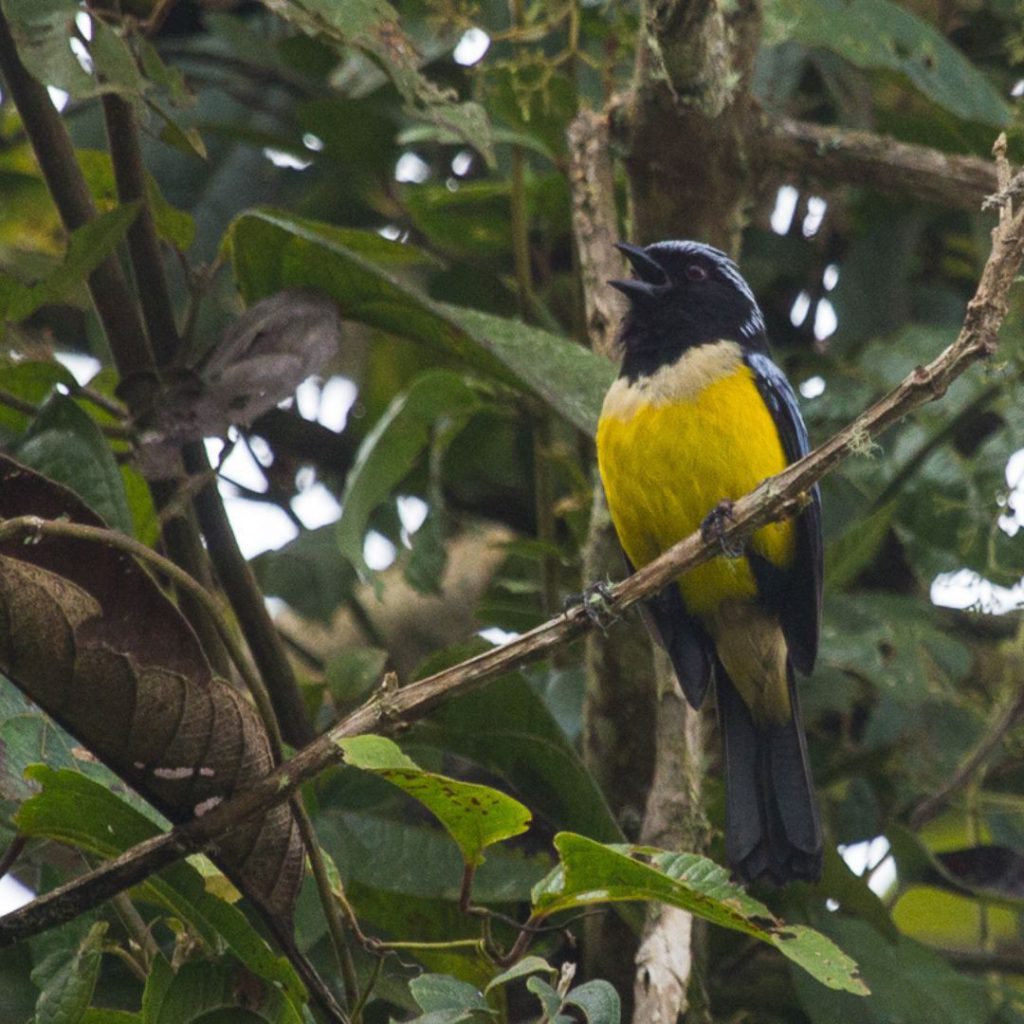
[596,240,823,884]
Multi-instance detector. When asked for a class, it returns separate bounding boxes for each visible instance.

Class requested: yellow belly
[597,359,795,617]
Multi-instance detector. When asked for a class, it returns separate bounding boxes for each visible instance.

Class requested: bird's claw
[701,500,745,558]
[564,580,618,632]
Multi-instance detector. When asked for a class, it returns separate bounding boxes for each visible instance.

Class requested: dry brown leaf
[0,455,304,921]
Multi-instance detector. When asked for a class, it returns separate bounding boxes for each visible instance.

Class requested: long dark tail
[716,660,822,885]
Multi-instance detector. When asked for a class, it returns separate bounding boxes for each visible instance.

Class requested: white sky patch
[214,437,267,492]
[221,497,297,559]
[823,263,840,291]
[54,351,101,386]
[0,873,34,914]
[790,290,811,327]
[293,482,341,530]
[379,224,402,241]
[395,152,430,184]
[320,376,357,432]
[262,147,312,171]
[452,150,474,176]
[303,132,325,152]
[479,626,521,646]
[75,10,93,39]
[802,195,827,238]
[814,297,837,340]
[840,836,896,897]
[1013,79,1024,98]
[364,531,397,570]
[453,27,491,66]
[800,375,826,399]
[295,378,321,421]
[931,568,1023,614]
[397,495,428,534]
[48,86,69,111]
[771,185,799,235]
[69,37,93,74]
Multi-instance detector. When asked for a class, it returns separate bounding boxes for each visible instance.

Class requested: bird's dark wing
[745,351,822,675]
[625,555,714,709]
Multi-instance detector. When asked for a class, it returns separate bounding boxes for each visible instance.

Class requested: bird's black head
[611,240,768,379]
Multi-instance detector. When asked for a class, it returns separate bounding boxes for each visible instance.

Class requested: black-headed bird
[596,240,823,884]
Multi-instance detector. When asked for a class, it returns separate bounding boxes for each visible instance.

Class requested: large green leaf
[16,394,134,535]
[0,203,140,323]
[15,767,307,1011]
[533,834,868,995]
[791,916,990,1024]
[336,370,480,580]
[141,956,303,1024]
[31,920,106,1024]
[227,210,613,433]
[2,1,139,99]
[770,0,1010,126]
[337,735,532,868]
[409,669,622,844]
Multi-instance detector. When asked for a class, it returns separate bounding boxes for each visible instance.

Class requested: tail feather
[716,661,822,885]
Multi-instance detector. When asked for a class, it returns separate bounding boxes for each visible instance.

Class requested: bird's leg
[701,499,745,558]
[563,580,618,632]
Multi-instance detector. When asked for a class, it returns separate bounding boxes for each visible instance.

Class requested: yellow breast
[596,341,795,617]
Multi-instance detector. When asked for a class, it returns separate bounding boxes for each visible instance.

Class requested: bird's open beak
[609,242,668,299]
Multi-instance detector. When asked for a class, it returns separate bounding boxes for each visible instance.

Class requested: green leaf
[15,767,307,1011]
[31,920,106,1024]
[825,501,896,590]
[769,0,1010,126]
[141,957,303,1024]
[409,973,493,1015]
[80,1011,142,1024]
[265,0,493,160]
[409,669,622,844]
[3,2,143,100]
[324,647,389,708]
[16,394,134,535]
[252,524,357,624]
[484,956,556,995]
[564,980,621,1024]
[227,211,614,433]
[337,735,532,868]
[0,203,140,323]
[791,917,989,1024]
[316,805,545,902]
[533,834,868,995]
[0,361,76,439]
[336,370,480,580]
[77,150,195,251]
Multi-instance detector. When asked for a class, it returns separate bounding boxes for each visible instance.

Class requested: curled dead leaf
[0,455,303,920]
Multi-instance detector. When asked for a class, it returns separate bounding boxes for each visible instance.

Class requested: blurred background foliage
[0,0,1023,1022]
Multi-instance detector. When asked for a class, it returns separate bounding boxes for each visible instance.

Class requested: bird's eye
[685,264,707,282]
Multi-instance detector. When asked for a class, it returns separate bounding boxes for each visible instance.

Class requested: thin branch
[182,441,314,747]
[760,116,999,211]
[2,162,1022,947]
[909,682,1024,830]
[101,94,181,369]
[0,9,156,397]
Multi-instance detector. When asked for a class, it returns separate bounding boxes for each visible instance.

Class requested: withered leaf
[139,289,341,478]
[0,455,304,921]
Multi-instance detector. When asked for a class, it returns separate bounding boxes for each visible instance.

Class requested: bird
[595,239,823,885]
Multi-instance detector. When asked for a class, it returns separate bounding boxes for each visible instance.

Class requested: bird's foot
[701,500,745,558]
[564,580,618,632]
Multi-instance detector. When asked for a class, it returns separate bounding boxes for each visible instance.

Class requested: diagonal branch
[759,116,999,210]
[2,145,1024,951]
